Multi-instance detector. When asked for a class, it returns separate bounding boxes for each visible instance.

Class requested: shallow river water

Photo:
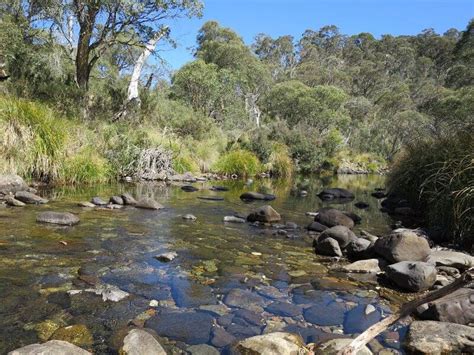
[0,175,409,354]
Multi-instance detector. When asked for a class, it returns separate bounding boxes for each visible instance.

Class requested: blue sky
[159,0,473,70]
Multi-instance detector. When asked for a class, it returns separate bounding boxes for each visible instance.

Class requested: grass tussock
[388,131,474,248]
[213,149,261,177]
[265,143,294,178]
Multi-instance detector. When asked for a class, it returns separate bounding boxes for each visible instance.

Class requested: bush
[388,131,474,248]
[213,149,261,177]
[266,143,294,178]
[172,153,200,173]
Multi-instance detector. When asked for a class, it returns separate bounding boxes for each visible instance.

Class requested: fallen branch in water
[338,267,474,355]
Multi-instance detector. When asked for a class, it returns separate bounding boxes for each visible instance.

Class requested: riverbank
[1,173,472,354]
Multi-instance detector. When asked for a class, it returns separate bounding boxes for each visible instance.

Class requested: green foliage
[213,149,261,177]
[61,147,111,184]
[172,154,200,173]
[388,132,474,248]
[266,143,294,178]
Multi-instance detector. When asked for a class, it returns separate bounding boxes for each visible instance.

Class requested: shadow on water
[0,175,405,354]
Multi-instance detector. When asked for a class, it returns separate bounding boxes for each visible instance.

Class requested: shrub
[266,143,294,178]
[388,131,474,248]
[172,153,200,173]
[213,149,261,177]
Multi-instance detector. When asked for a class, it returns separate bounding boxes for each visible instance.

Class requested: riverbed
[0,175,408,354]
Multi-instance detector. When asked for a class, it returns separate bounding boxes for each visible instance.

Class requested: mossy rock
[51,324,94,347]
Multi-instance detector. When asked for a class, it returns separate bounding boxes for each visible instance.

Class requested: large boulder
[317,188,354,201]
[109,196,124,205]
[232,332,305,355]
[315,208,355,229]
[405,321,474,354]
[247,205,281,223]
[318,226,356,249]
[240,192,276,202]
[315,338,372,355]
[346,237,373,259]
[121,193,137,205]
[121,329,166,355]
[8,340,91,355]
[315,237,342,257]
[307,221,328,232]
[136,198,164,210]
[373,231,431,263]
[15,191,48,204]
[90,196,107,205]
[0,174,28,195]
[385,261,437,292]
[37,212,80,226]
[426,250,474,271]
[417,288,474,325]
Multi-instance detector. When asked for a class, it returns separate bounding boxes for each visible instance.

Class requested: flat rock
[341,259,381,273]
[232,332,305,355]
[344,304,382,333]
[5,196,26,207]
[224,288,266,310]
[417,288,474,325]
[78,201,95,208]
[247,205,281,223]
[315,237,342,257]
[197,196,224,201]
[182,214,197,220]
[181,185,199,192]
[37,212,80,226]
[15,191,48,204]
[405,321,474,354]
[8,340,91,355]
[136,198,164,210]
[265,302,302,317]
[240,192,276,201]
[109,196,124,205]
[211,327,236,348]
[210,186,229,191]
[318,225,356,248]
[427,250,474,271]
[374,231,431,263]
[315,338,372,355]
[121,329,166,355]
[187,344,219,355]
[90,196,107,205]
[385,261,437,292]
[315,208,355,229]
[145,311,214,345]
[171,278,217,308]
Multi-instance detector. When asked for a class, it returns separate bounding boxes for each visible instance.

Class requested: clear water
[0,175,407,354]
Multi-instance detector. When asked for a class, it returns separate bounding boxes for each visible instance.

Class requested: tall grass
[388,131,474,248]
[266,143,294,178]
[213,149,261,177]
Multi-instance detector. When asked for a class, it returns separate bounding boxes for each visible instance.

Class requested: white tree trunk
[126,30,166,103]
[244,93,261,128]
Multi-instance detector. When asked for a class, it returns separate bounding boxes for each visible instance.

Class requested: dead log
[338,267,474,355]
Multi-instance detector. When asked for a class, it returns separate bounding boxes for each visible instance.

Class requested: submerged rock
[224,288,266,310]
[315,208,355,229]
[121,329,166,355]
[181,185,199,192]
[182,214,197,220]
[211,327,236,348]
[385,261,437,292]
[36,212,80,226]
[341,259,381,273]
[307,221,328,232]
[78,201,95,208]
[240,192,276,201]
[247,205,281,223]
[210,186,229,191]
[405,321,474,354]
[187,344,219,355]
[265,301,302,317]
[145,311,214,345]
[374,231,431,263]
[50,324,94,347]
[8,340,91,355]
[232,332,305,355]
[15,191,48,204]
[344,304,382,333]
[303,301,349,326]
[354,201,370,209]
[317,188,354,201]
[136,198,164,210]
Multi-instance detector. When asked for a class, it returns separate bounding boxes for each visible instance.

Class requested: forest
[0,2,472,243]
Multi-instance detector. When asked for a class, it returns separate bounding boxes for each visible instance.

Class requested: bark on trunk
[75,4,98,90]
